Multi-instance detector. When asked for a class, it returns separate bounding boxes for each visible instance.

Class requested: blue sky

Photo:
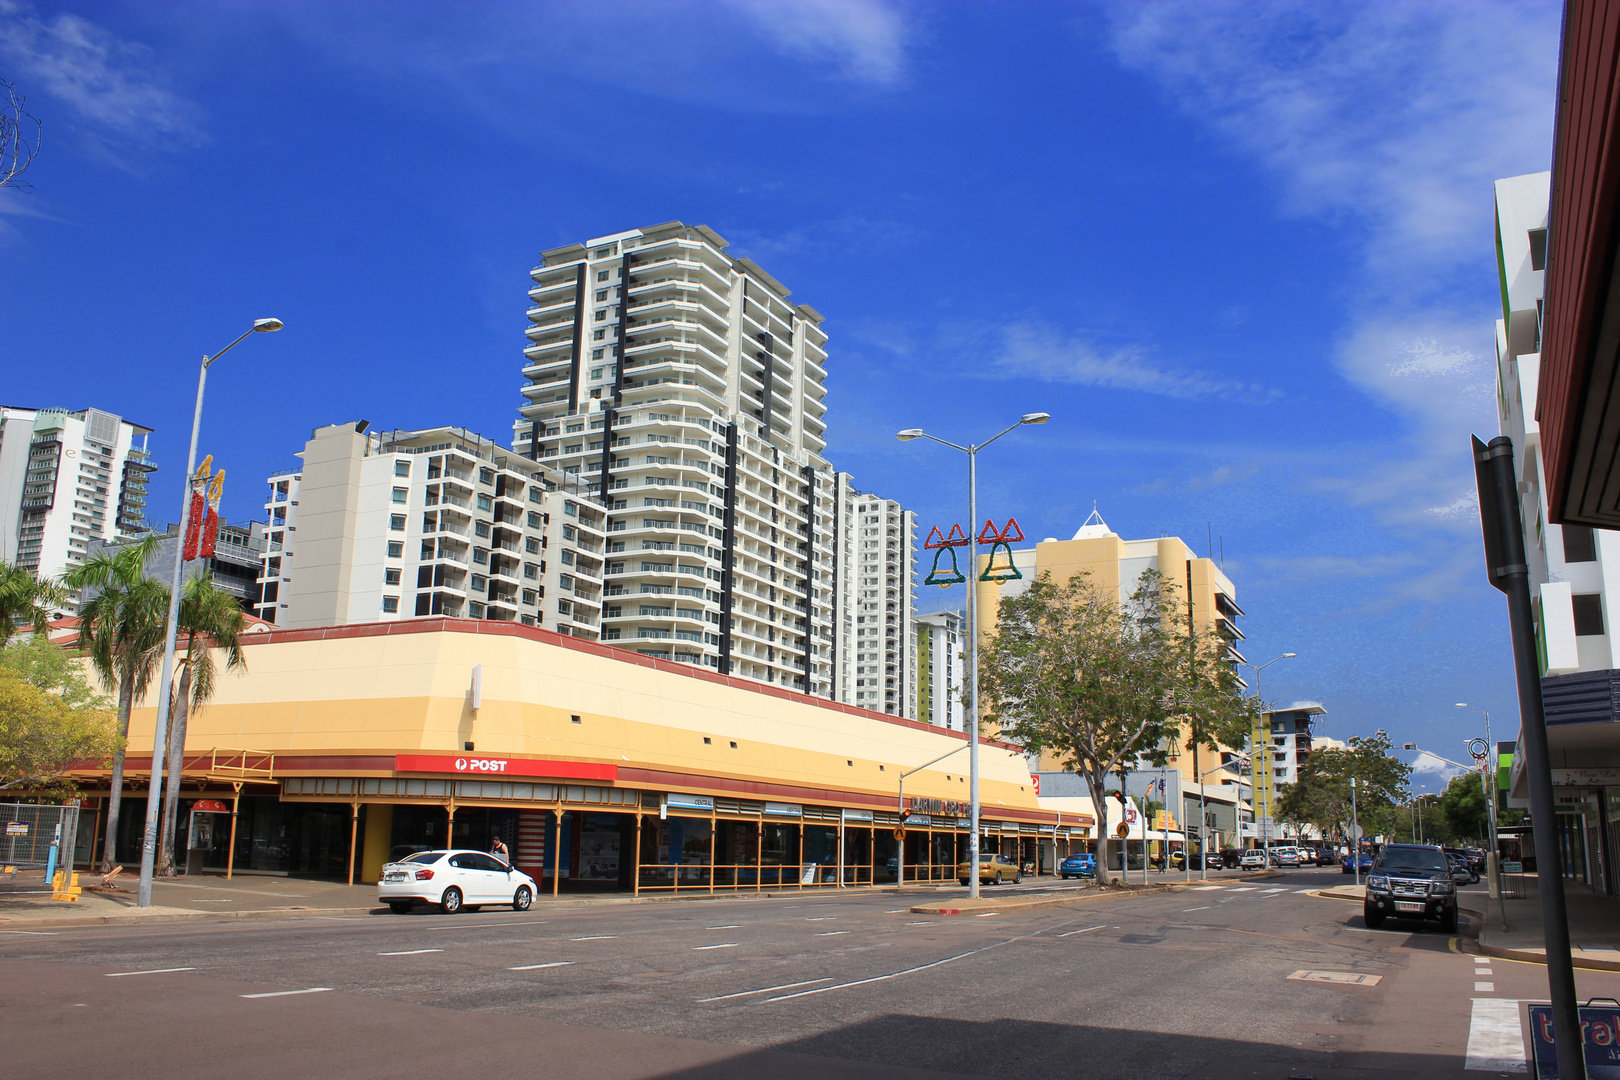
[0,1,1562,791]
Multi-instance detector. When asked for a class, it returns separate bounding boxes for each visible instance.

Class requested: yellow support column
[360,804,393,885]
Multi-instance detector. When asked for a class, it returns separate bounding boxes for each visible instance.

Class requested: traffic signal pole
[1474,435,1585,1079]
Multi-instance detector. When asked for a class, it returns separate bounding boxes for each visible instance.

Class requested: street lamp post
[1457,703,1501,901]
[898,412,1050,901]
[1237,652,1294,867]
[136,318,283,909]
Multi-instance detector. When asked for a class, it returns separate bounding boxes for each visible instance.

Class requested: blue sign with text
[1528,1002,1620,1078]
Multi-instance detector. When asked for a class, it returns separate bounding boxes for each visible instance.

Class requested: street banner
[1528,1001,1620,1078]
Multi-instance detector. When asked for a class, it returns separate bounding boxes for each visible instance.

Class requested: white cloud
[0,1,203,164]
[1411,750,1467,781]
[994,321,1276,402]
[1104,1,1558,555]
[725,0,908,87]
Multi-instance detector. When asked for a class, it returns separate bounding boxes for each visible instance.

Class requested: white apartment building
[516,222,834,694]
[1262,703,1328,785]
[1494,171,1620,674]
[256,422,604,636]
[829,474,917,716]
[0,406,154,582]
[915,609,965,730]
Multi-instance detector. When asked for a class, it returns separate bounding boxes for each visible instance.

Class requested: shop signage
[1550,768,1620,786]
[956,818,971,828]
[394,755,618,782]
[907,814,933,827]
[764,802,802,817]
[665,792,715,811]
[842,809,873,823]
[999,821,1023,832]
[906,797,968,816]
[1528,1001,1620,1078]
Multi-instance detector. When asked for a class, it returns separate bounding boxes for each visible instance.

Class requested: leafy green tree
[0,561,69,647]
[157,573,248,876]
[982,568,1234,879]
[0,634,119,797]
[66,536,166,872]
[1436,774,1489,844]
[1277,730,1411,844]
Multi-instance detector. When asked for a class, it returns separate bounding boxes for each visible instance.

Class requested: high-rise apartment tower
[0,406,154,582]
[829,473,916,715]
[517,222,834,695]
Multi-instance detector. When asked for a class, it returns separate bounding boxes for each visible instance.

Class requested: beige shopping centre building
[71,618,1092,892]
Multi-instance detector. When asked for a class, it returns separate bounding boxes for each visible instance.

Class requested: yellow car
[958,853,1023,886]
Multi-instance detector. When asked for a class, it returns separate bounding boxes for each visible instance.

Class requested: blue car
[1060,853,1096,879]
[1341,852,1373,875]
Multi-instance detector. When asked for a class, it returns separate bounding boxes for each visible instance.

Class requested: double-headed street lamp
[898,412,1049,900]
[136,318,283,909]
[1237,652,1293,865]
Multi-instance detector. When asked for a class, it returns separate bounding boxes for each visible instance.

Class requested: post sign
[1529,1001,1620,1078]
[1503,860,1524,874]
[393,755,617,782]
[4,822,26,837]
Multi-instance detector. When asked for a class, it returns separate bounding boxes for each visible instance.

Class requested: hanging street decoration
[977,518,1024,582]
[182,455,226,562]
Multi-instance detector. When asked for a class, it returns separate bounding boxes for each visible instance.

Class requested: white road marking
[570,936,617,941]
[905,921,935,926]
[1188,886,1223,891]
[509,962,574,970]
[694,943,738,950]
[378,949,442,956]
[1465,998,1527,1073]
[1183,906,1210,911]
[814,931,849,936]
[885,909,910,913]
[805,917,835,921]
[0,930,58,935]
[105,967,195,977]
[424,922,515,931]
[974,913,999,918]
[241,988,333,999]
[767,925,1051,1002]
[1294,889,1316,894]
[1476,968,1493,976]
[1059,925,1107,937]
[706,925,742,930]
[1260,888,1287,894]
[1475,981,1495,992]
[697,978,832,1003]
[1227,887,1256,892]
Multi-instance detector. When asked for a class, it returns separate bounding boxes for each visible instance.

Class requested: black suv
[1363,843,1458,932]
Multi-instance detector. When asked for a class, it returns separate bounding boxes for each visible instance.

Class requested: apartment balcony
[527,297,576,320]
[523,337,573,360]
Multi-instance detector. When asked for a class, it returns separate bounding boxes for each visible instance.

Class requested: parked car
[1185,851,1216,870]
[1341,852,1374,875]
[959,852,1023,886]
[1363,843,1459,932]
[378,849,537,915]
[1445,847,1483,881]
[1239,849,1269,870]
[1059,853,1096,879]
[1272,847,1303,867]
[1309,847,1338,866]
[1462,848,1488,874]
[1219,848,1242,869]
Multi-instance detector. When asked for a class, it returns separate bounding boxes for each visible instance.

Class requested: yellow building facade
[74,618,1091,890]
[971,514,1248,805]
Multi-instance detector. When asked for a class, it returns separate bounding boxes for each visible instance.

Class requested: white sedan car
[378,849,536,914]
[1239,849,1269,870]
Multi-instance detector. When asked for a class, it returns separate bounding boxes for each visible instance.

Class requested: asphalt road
[7,866,1617,1079]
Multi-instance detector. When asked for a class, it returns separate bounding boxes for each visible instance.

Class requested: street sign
[1528,1001,1620,1078]
[1115,823,1129,838]
[893,827,905,841]
[1503,860,1524,874]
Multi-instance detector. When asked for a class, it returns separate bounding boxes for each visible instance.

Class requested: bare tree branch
[1,79,42,193]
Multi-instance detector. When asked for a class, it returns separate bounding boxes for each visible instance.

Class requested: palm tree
[157,573,247,876]
[0,560,69,646]
[66,536,166,872]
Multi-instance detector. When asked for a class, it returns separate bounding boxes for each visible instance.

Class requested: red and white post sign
[393,755,618,782]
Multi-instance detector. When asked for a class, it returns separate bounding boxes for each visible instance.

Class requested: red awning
[191,799,231,813]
